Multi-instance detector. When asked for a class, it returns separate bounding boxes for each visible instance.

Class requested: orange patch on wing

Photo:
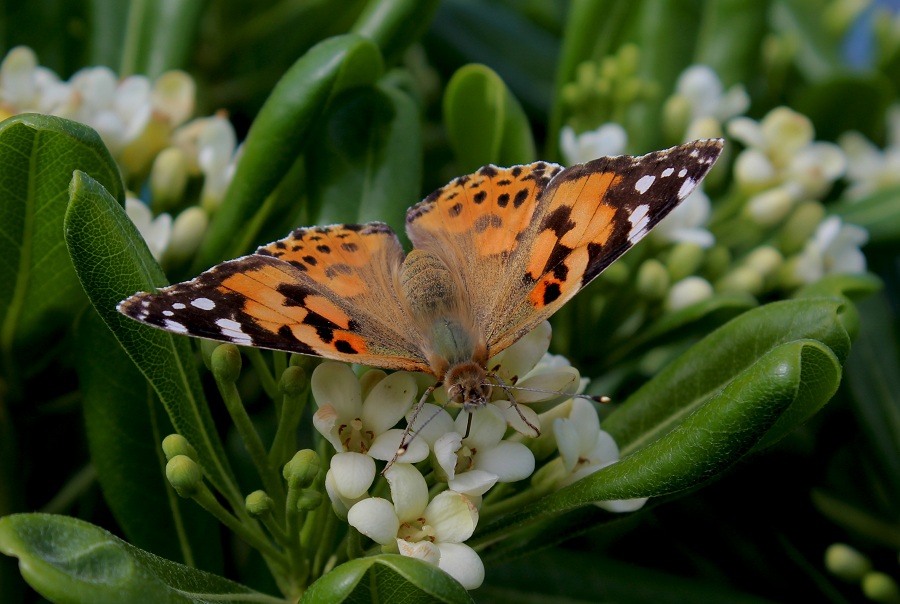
[526,229,559,278]
[304,295,352,329]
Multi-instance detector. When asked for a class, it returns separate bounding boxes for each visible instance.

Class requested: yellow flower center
[338,417,374,453]
[398,517,437,543]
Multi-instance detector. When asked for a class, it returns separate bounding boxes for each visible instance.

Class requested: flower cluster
[0,46,241,265]
[312,322,639,589]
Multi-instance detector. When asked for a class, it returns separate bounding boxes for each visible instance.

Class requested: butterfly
[119,139,723,434]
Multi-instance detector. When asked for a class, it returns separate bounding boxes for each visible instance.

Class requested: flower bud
[636,259,670,301]
[744,246,783,279]
[862,571,899,603]
[662,95,691,144]
[283,449,321,489]
[716,266,764,296]
[779,201,824,255]
[703,245,732,281]
[666,242,705,282]
[279,365,307,396]
[245,490,274,517]
[211,344,242,383]
[296,489,323,511]
[165,206,209,265]
[666,277,713,311]
[151,70,195,128]
[150,147,189,213]
[161,434,197,462]
[824,543,871,582]
[166,455,203,497]
[745,187,795,226]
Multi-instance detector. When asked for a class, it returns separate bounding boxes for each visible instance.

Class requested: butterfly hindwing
[118,222,431,372]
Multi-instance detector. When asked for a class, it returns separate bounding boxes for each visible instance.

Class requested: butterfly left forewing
[487,139,724,354]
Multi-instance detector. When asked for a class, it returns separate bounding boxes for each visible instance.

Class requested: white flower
[665,276,714,311]
[173,115,241,209]
[125,196,172,261]
[312,363,426,509]
[347,464,484,589]
[728,108,846,219]
[652,187,715,248]
[793,216,869,284]
[674,65,749,123]
[432,404,535,497]
[560,123,628,165]
[553,399,647,513]
[839,105,900,199]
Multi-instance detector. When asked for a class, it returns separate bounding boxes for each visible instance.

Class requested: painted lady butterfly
[119,139,723,426]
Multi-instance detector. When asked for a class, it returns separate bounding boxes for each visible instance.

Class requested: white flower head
[839,104,900,199]
[560,123,628,165]
[347,463,484,589]
[553,399,647,512]
[674,65,749,123]
[125,195,172,261]
[793,216,869,284]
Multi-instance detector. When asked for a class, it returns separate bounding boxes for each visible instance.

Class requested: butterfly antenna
[486,372,542,436]
[484,383,611,403]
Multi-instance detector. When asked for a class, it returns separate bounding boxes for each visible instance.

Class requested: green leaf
[351,0,441,64]
[306,82,422,239]
[473,298,848,547]
[302,555,473,604]
[0,514,279,604]
[770,0,842,80]
[193,33,384,270]
[832,185,900,245]
[119,0,206,78]
[793,273,882,302]
[74,308,223,573]
[443,64,535,172]
[64,171,240,505]
[0,114,124,391]
[694,0,770,88]
[791,73,894,141]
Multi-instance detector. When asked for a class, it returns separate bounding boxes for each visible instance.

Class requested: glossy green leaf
[119,0,206,78]
[0,114,124,391]
[474,338,841,547]
[443,64,535,172]
[302,555,472,604]
[306,82,422,238]
[833,185,900,245]
[74,308,222,573]
[351,0,440,64]
[64,171,240,504]
[793,273,882,302]
[194,34,384,270]
[0,514,279,604]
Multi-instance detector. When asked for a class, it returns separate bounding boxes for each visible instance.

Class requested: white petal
[424,491,478,543]
[329,452,375,499]
[473,441,535,482]
[151,70,195,127]
[312,404,345,451]
[362,371,417,434]
[325,469,367,519]
[457,404,506,448]
[495,400,540,437]
[554,417,581,473]
[727,117,765,149]
[368,429,429,463]
[489,320,551,383]
[596,497,649,513]
[448,470,498,497]
[665,277,713,311]
[311,362,362,417]
[348,498,399,545]
[514,367,580,403]
[397,539,440,565]
[434,432,463,481]
[586,429,621,465]
[384,463,429,522]
[569,398,601,452]
[407,403,456,445]
[435,543,485,590]
[198,116,237,174]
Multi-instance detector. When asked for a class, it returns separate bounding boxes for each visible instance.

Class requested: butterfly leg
[383,382,443,474]
[487,372,541,437]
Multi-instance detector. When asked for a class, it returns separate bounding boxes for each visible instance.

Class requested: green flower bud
[166,455,203,497]
[703,245,732,280]
[165,207,209,265]
[824,543,871,582]
[211,344,242,383]
[667,242,705,282]
[636,259,670,301]
[716,266,764,296]
[161,434,197,462]
[862,571,899,603]
[279,365,307,396]
[663,95,691,144]
[744,246,783,279]
[245,490,274,516]
[150,147,189,213]
[199,338,220,371]
[599,260,629,285]
[283,449,321,489]
[779,201,825,255]
[296,489,323,512]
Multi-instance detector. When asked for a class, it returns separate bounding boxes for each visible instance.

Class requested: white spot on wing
[173,303,186,310]
[635,175,656,194]
[165,319,188,333]
[662,167,674,177]
[628,204,651,241]
[191,297,216,310]
[678,168,687,178]
[678,177,697,199]
[163,310,174,317]
[216,318,253,346]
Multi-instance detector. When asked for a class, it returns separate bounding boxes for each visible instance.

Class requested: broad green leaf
[0,114,123,391]
[119,0,206,78]
[443,64,535,172]
[307,82,422,239]
[351,0,440,64]
[0,514,279,604]
[74,308,223,573]
[64,171,240,505]
[793,273,882,302]
[194,34,384,270]
[832,185,900,245]
[604,297,851,454]
[302,555,472,604]
[473,338,841,547]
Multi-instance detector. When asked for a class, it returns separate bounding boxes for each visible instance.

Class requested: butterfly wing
[118,222,431,372]
[489,139,725,353]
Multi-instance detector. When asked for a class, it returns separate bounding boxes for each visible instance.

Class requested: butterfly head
[445,361,492,412]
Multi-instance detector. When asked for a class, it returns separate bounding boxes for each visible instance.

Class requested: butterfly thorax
[444,361,492,412]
